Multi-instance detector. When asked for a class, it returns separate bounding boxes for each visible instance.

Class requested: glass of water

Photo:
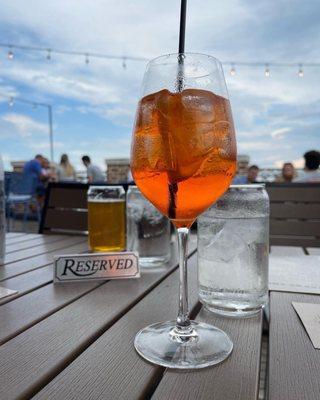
[126,186,171,267]
[198,184,269,317]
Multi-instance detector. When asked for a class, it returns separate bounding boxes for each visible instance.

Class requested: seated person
[233,165,259,184]
[276,162,296,182]
[295,150,320,182]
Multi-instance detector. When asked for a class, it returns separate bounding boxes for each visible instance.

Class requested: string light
[265,63,270,77]
[7,46,14,60]
[1,43,319,78]
[33,102,37,109]
[298,64,304,77]
[9,97,14,106]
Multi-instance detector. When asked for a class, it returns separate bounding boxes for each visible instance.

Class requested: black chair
[39,182,129,234]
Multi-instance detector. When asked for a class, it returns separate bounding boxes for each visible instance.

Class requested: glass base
[204,304,262,318]
[134,320,233,369]
[139,255,170,268]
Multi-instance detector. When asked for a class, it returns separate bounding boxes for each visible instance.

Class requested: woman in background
[56,154,76,182]
[276,162,296,183]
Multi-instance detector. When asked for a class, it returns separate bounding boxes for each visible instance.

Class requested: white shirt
[295,169,320,182]
[87,164,105,183]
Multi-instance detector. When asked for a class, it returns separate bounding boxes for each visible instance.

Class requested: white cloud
[270,127,291,139]
[0,0,319,169]
[1,113,48,137]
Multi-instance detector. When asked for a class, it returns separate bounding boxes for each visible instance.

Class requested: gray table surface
[0,232,318,400]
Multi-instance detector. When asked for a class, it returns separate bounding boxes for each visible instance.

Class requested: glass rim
[230,184,266,189]
[128,185,140,191]
[88,185,124,190]
[146,52,222,68]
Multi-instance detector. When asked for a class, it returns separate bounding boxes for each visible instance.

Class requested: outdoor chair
[39,182,129,234]
[266,182,320,248]
[6,172,41,232]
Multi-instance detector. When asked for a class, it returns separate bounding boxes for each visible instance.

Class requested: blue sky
[0,0,319,170]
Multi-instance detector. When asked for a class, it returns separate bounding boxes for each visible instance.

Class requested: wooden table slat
[0,241,196,400]
[32,253,200,400]
[0,280,104,345]
[269,291,320,400]
[6,233,26,239]
[3,236,86,264]
[0,240,88,282]
[270,246,305,256]
[152,312,262,400]
[306,247,320,255]
[6,233,37,243]
[0,242,89,305]
[5,234,73,254]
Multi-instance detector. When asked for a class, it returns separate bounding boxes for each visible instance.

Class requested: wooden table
[0,233,319,400]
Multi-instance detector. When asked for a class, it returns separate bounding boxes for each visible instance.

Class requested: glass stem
[176,227,191,332]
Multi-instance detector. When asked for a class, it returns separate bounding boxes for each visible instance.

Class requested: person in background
[295,150,320,182]
[276,162,296,182]
[23,154,50,203]
[41,158,53,181]
[233,165,260,184]
[81,155,105,183]
[56,154,76,182]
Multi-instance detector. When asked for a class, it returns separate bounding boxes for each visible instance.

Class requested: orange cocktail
[131,88,237,228]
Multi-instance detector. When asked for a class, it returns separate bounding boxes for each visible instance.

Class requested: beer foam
[88,198,125,203]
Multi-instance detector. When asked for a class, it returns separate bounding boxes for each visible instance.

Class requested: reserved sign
[54,252,140,283]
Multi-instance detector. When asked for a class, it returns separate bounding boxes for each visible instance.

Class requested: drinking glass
[87,186,125,252]
[126,186,171,267]
[131,53,237,368]
[198,185,269,316]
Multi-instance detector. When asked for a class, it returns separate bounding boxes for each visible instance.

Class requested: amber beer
[87,187,125,252]
[131,88,237,228]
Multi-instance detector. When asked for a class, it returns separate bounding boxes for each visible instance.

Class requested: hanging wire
[1,43,320,75]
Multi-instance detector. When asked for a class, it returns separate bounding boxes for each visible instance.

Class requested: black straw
[168,0,187,220]
[178,0,187,53]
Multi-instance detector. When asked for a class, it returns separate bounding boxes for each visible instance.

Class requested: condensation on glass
[126,186,170,267]
[198,184,269,317]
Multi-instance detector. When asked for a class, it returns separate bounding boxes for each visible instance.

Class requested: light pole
[0,94,54,162]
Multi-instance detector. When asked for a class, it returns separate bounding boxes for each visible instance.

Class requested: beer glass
[131,53,237,368]
[87,186,125,252]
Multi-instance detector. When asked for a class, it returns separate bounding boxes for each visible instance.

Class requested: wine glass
[131,53,237,369]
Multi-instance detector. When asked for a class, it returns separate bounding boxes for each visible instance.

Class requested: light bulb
[265,64,270,77]
[9,97,14,106]
[46,49,51,60]
[7,48,14,60]
[122,58,127,69]
[85,54,89,64]
[230,64,236,76]
[298,65,304,77]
